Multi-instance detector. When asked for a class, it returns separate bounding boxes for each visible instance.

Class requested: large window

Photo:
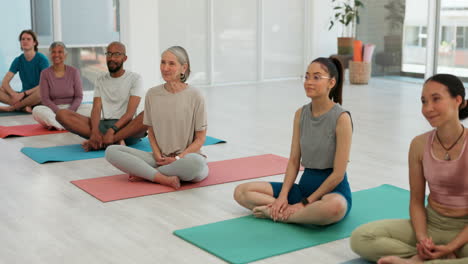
[157,0,305,85]
[0,0,31,92]
[33,0,120,91]
[436,0,468,79]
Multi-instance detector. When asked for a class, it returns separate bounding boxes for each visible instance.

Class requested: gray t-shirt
[300,102,349,169]
[93,71,143,119]
[143,84,207,156]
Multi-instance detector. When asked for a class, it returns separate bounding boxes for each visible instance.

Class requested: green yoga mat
[174,184,410,264]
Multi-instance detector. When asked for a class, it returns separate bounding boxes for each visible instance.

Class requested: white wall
[120,0,160,90]
[306,1,341,65]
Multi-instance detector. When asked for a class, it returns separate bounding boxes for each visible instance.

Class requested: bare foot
[378,255,422,264]
[0,105,13,112]
[82,140,91,152]
[253,205,271,219]
[128,175,144,182]
[153,173,181,189]
[23,106,32,113]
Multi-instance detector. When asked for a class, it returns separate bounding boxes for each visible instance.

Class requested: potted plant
[328,0,364,55]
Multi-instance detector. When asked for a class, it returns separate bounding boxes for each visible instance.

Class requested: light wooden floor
[1,77,459,264]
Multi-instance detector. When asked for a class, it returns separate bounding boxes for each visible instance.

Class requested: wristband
[175,156,180,160]
[111,125,120,133]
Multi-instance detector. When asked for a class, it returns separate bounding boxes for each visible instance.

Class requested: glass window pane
[402,0,428,76]
[0,0,31,92]
[61,0,119,46]
[437,0,468,80]
[32,0,54,46]
[263,0,303,79]
[213,0,257,83]
[158,0,208,85]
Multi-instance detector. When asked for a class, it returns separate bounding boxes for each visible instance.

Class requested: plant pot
[337,37,354,55]
[349,61,371,84]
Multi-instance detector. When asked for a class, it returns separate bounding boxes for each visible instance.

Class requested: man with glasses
[56,41,147,151]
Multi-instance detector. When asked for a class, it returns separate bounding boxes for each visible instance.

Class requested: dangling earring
[180,73,185,81]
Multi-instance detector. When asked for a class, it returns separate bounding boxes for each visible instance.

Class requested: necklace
[435,124,465,161]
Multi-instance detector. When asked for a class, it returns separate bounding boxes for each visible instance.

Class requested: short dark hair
[19,30,39,52]
[425,73,468,120]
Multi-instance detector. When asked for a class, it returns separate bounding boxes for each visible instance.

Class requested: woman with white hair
[32,41,90,130]
[105,46,208,189]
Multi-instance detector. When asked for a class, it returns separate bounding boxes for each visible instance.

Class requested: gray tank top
[300,102,349,169]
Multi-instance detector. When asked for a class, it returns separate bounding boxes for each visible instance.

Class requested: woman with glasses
[234,57,353,225]
[105,46,208,189]
[32,41,90,130]
[350,74,468,264]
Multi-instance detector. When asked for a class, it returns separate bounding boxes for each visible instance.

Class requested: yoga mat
[21,136,226,164]
[0,111,30,117]
[353,40,363,62]
[174,184,410,264]
[363,44,375,63]
[72,154,294,202]
[0,124,68,138]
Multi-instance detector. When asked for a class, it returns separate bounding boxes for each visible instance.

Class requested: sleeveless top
[423,130,468,208]
[300,102,349,169]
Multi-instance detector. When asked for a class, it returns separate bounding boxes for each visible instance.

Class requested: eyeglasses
[105,52,125,58]
[304,74,331,82]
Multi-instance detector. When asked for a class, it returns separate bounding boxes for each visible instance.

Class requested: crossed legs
[55,110,146,150]
[234,181,348,225]
[0,86,41,112]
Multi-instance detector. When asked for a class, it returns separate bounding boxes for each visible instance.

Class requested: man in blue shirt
[0,30,49,112]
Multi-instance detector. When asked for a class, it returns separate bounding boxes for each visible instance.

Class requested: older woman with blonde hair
[32,41,90,130]
[105,46,208,189]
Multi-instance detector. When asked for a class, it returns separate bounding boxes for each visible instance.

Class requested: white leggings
[105,145,209,182]
[32,104,91,130]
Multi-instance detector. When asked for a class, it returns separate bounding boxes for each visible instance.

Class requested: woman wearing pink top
[350,74,468,264]
[32,41,90,130]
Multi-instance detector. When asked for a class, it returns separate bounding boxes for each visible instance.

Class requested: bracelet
[301,197,309,206]
[175,156,180,160]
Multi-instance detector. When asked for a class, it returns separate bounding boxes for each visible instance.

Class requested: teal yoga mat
[174,184,410,264]
[21,136,226,164]
[0,111,30,117]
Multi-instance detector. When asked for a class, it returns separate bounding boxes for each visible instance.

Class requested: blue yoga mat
[174,184,410,264]
[0,111,30,117]
[21,136,226,164]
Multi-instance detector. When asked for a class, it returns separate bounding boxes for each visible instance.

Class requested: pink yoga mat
[72,154,300,202]
[0,124,68,138]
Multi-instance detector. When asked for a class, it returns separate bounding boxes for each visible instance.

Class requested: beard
[107,61,123,73]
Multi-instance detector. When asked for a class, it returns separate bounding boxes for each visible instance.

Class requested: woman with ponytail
[350,74,468,264]
[234,57,353,225]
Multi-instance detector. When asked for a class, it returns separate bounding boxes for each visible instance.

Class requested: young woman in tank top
[350,74,468,264]
[233,57,353,225]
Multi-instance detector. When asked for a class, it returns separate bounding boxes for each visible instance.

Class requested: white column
[425,0,441,79]
[52,0,62,41]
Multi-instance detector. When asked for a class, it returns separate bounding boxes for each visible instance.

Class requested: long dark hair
[425,73,468,120]
[312,57,344,105]
[19,30,39,52]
